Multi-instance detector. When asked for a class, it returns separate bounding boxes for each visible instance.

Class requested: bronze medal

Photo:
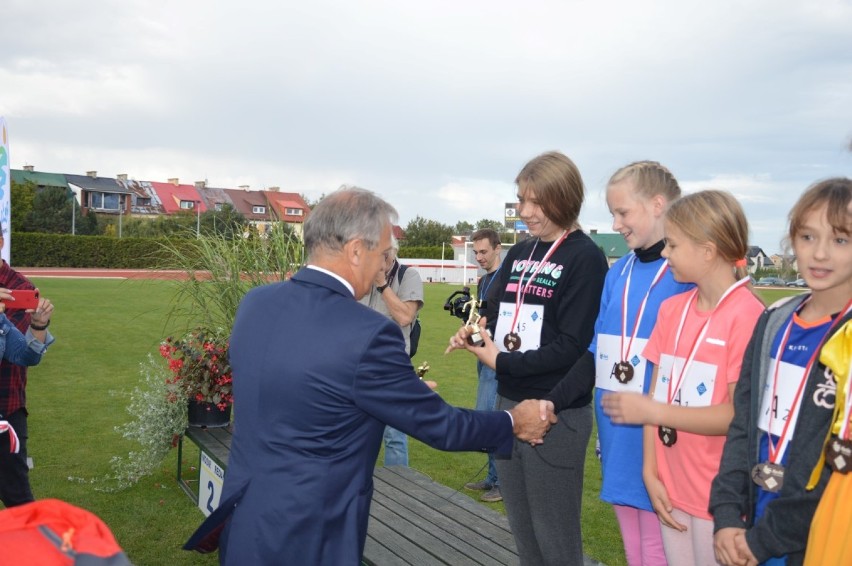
[658,426,677,447]
[612,361,635,384]
[826,436,852,474]
[504,333,522,352]
[751,462,785,492]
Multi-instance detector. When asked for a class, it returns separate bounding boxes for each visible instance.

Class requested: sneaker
[480,487,503,503]
[464,480,493,491]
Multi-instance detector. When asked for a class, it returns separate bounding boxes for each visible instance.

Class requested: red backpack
[0,499,131,566]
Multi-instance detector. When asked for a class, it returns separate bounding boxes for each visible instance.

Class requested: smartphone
[2,289,40,310]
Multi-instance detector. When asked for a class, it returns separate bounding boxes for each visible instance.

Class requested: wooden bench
[178,427,602,565]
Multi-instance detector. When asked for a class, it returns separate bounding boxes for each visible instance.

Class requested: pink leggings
[658,508,720,566]
[614,505,668,566]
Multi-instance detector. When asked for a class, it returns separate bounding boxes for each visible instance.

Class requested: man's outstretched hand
[509,399,557,444]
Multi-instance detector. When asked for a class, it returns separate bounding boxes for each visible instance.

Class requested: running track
[18,268,195,280]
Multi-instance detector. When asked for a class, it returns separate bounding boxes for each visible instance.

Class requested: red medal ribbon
[0,420,20,454]
[508,230,569,335]
[666,277,751,405]
[767,299,852,463]
[620,257,669,364]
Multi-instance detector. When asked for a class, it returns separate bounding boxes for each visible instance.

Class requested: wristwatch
[376,283,389,293]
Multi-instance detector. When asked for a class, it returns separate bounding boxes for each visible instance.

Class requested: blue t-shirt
[755,311,833,565]
[592,253,692,510]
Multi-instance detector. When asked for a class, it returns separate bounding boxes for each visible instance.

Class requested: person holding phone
[0,226,55,508]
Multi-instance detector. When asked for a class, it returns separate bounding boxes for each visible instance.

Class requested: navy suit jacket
[187,267,514,565]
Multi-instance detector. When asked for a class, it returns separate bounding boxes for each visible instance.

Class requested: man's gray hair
[304,186,398,258]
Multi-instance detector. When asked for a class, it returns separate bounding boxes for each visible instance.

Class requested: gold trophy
[462,298,485,347]
[416,361,431,379]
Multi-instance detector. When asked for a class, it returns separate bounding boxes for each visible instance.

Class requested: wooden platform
[178,427,602,565]
[366,466,519,565]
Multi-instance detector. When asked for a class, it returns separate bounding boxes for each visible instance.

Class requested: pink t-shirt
[643,285,765,519]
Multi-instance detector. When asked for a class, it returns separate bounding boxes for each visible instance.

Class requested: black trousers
[0,409,34,507]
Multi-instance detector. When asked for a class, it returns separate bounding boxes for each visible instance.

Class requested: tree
[475,218,505,232]
[454,221,474,236]
[301,193,325,210]
[25,187,74,233]
[403,216,454,247]
[10,179,36,232]
[199,204,248,239]
[75,204,99,235]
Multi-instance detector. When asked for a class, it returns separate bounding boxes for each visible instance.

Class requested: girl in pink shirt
[602,190,766,565]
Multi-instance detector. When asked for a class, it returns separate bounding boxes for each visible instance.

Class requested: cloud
[2,0,850,254]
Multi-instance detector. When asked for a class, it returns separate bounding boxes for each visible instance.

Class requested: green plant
[70,355,188,492]
[161,328,232,410]
[158,223,304,332]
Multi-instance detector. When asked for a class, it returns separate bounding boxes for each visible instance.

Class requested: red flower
[160,329,233,409]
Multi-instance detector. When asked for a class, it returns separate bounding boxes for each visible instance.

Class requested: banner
[0,117,9,262]
[504,202,520,230]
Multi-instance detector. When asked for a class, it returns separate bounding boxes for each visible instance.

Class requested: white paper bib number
[595,333,648,393]
[757,357,806,436]
[495,301,544,353]
[652,353,718,407]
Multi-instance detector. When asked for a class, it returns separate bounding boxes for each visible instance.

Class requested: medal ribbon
[839,344,852,442]
[0,420,20,454]
[620,256,669,363]
[768,300,852,463]
[666,277,751,405]
[508,231,568,335]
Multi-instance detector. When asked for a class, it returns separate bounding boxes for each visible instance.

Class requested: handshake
[508,399,557,445]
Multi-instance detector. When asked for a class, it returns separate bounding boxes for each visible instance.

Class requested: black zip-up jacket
[709,294,850,565]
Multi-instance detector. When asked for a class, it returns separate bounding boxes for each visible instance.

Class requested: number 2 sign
[198,450,226,517]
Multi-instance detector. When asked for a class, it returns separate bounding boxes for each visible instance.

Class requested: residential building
[263,189,310,237]
[588,230,630,266]
[66,171,132,217]
[11,166,69,192]
[224,187,273,234]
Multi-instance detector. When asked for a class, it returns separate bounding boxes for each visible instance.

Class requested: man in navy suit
[185,187,556,565]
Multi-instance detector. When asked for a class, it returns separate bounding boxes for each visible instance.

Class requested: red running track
[17,268,195,280]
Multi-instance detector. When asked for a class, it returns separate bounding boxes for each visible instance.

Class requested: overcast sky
[2,0,850,253]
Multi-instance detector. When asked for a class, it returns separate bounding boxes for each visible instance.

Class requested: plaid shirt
[0,261,34,417]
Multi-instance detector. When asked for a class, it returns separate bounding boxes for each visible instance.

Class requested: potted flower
[160,328,233,427]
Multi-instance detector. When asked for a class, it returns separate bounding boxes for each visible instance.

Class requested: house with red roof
[116,175,165,216]
[194,182,235,214]
[264,189,310,237]
[392,225,406,242]
[150,178,207,215]
[223,187,274,233]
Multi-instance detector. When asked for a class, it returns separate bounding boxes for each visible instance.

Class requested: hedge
[9,233,450,268]
[10,233,197,269]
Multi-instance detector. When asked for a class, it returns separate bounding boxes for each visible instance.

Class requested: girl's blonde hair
[666,190,750,279]
[787,177,852,245]
[608,160,681,202]
[515,151,584,230]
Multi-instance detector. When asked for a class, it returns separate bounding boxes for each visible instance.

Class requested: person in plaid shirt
[0,228,55,507]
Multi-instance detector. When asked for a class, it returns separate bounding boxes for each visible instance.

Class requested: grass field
[21,277,802,565]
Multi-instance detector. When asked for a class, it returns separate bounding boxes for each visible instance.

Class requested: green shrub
[10,232,198,268]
